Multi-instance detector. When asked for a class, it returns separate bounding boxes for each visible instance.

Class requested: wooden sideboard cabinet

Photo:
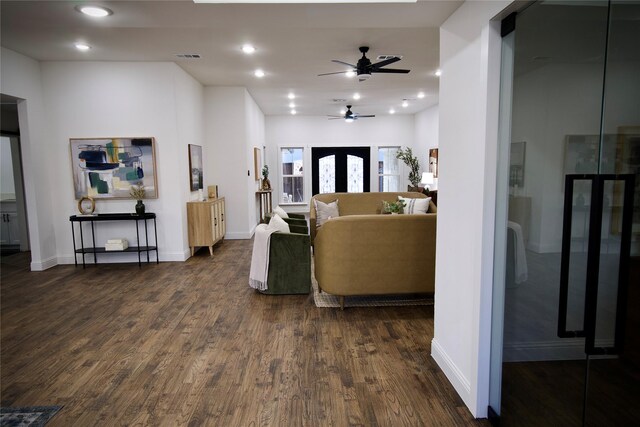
[187,198,226,257]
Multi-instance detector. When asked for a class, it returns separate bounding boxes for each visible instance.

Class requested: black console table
[69,213,159,268]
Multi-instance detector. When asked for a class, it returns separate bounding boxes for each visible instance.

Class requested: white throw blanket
[249,224,277,291]
[508,221,528,284]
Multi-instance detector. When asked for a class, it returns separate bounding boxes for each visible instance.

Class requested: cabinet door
[0,215,10,245]
[220,200,226,237]
[210,203,218,242]
[6,212,20,245]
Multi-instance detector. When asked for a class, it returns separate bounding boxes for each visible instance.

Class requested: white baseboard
[225,231,254,240]
[431,338,472,410]
[30,256,58,271]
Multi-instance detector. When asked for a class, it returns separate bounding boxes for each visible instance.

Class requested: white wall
[204,87,263,239]
[1,48,57,270]
[433,0,511,418]
[265,114,415,212]
[40,61,202,263]
[414,105,439,165]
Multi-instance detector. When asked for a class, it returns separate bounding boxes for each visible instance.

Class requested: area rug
[0,406,62,427]
[311,264,434,308]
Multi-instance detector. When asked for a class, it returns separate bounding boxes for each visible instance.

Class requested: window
[281,147,304,203]
[378,147,400,191]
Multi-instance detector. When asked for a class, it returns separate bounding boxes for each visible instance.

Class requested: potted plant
[383,199,406,214]
[396,147,421,191]
[261,165,271,190]
[130,184,146,214]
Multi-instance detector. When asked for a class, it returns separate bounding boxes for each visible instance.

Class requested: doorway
[1,95,30,257]
[489,1,640,425]
[311,147,370,195]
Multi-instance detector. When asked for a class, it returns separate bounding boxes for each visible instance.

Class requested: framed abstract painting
[69,137,158,199]
[189,144,203,191]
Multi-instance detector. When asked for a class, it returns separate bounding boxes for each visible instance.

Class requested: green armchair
[260,231,311,295]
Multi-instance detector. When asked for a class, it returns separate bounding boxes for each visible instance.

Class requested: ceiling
[0,0,463,116]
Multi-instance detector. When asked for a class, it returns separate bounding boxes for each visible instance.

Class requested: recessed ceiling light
[242,44,256,54]
[288,102,295,108]
[402,100,409,108]
[389,108,396,114]
[345,70,356,78]
[75,43,91,51]
[288,93,295,100]
[417,92,425,99]
[75,5,112,17]
[435,69,442,77]
[254,69,265,78]
[291,109,297,115]
[353,93,361,100]
[340,109,346,115]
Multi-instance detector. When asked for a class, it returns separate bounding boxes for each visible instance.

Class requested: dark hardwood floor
[1,240,486,426]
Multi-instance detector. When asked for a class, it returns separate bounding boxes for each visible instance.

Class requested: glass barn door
[490,1,640,425]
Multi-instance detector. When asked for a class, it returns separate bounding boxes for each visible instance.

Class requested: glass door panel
[492,0,611,425]
[319,155,336,194]
[584,1,640,424]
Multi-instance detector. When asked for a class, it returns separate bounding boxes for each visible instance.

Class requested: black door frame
[311,147,370,195]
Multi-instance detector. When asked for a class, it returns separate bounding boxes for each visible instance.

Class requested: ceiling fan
[328,105,375,122]
[318,46,410,82]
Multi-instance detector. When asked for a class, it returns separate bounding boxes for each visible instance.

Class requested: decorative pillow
[266,213,290,233]
[314,199,339,228]
[273,205,289,218]
[398,196,431,214]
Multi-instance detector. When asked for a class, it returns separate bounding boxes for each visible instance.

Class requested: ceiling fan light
[345,117,354,123]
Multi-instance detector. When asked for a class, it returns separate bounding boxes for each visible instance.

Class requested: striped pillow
[398,196,431,214]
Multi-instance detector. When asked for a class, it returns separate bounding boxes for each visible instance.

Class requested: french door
[311,147,370,195]
[490,1,640,425]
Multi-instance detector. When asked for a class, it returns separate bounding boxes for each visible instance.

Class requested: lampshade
[421,172,434,185]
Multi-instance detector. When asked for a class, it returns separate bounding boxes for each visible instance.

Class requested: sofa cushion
[266,213,290,233]
[273,205,289,218]
[398,196,431,214]
[314,199,339,228]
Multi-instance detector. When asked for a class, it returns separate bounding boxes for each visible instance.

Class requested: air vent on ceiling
[332,98,347,103]
[175,54,201,59]
[377,55,402,61]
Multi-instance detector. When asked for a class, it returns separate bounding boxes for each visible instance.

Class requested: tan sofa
[311,192,437,307]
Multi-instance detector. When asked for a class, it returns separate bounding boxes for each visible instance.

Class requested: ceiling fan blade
[331,60,357,68]
[369,57,401,69]
[318,71,349,76]
[372,68,410,74]
[327,115,343,118]
[355,115,375,118]
[328,117,343,120]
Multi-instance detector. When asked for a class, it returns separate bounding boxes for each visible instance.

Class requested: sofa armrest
[264,232,311,294]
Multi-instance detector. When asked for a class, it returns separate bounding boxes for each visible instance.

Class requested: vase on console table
[135,200,146,215]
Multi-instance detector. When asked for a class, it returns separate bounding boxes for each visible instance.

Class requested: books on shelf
[105,238,129,251]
